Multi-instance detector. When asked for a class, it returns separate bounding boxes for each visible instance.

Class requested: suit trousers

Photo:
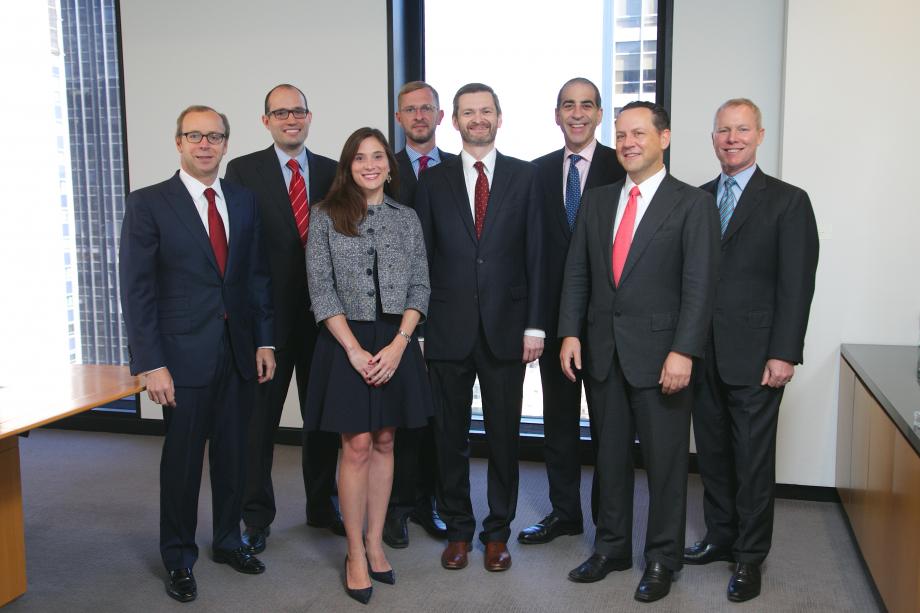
[160,329,253,571]
[242,325,340,528]
[388,420,439,518]
[692,342,783,564]
[429,331,525,544]
[538,336,597,524]
[588,350,691,571]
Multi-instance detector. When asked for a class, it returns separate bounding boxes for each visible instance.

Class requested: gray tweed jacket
[307,195,430,323]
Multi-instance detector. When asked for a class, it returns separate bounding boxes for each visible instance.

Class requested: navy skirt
[304,316,433,434]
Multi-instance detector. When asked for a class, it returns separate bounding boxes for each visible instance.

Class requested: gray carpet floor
[7,429,880,612]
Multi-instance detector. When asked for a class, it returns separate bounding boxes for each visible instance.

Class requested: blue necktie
[565,154,583,231]
[718,176,738,236]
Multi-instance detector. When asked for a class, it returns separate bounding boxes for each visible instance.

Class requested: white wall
[120,0,389,423]
[673,0,920,486]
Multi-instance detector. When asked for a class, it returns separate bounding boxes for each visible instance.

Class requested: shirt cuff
[257,346,275,350]
[143,367,166,375]
[524,329,545,338]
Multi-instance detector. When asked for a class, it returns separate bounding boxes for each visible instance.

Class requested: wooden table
[0,365,144,606]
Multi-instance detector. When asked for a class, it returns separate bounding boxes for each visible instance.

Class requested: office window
[425,0,661,424]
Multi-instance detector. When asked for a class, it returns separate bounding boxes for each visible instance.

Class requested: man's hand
[256,348,276,384]
[559,337,582,382]
[523,336,544,364]
[659,351,692,395]
[145,368,176,407]
[761,359,794,388]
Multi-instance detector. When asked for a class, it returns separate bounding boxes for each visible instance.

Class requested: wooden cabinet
[838,355,920,613]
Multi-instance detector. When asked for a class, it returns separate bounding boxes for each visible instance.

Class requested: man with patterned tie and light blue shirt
[383,81,456,549]
[522,78,625,546]
[683,98,818,603]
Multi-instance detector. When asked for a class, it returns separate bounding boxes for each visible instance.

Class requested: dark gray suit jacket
[700,166,818,385]
[395,148,456,207]
[558,173,719,387]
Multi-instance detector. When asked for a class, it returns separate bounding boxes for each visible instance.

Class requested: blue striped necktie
[718,176,738,236]
[565,154,583,231]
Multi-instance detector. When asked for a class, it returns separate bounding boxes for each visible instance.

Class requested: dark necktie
[205,187,227,276]
[565,153,583,231]
[418,154,430,174]
[287,158,309,246]
[611,185,640,286]
[473,161,489,239]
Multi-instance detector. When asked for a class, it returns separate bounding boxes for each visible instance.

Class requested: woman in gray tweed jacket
[304,127,432,604]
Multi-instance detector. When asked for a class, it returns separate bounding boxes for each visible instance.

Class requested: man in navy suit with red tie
[120,105,275,603]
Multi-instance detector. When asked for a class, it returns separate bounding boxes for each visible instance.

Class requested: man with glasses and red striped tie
[120,105,275,602]
[225,85,343,557]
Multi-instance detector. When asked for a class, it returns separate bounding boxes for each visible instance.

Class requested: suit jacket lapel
[480,152,512,244]
[257,145,301,242]
[598,181,624,290]
[618,174,680,286]
[548,149,571,239]
[222,180,244,279]
[444,157,478,244]
[722,166,766,242]
[165,173,221,275]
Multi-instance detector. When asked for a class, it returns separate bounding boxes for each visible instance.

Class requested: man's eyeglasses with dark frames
[268,108,308,120]
[181,131,226,144]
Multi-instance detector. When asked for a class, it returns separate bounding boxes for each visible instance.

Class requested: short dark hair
[452,83,501,118]
[263,84,308,115]
[618,100,670,132]
[174,105,230,140]
[319,127,399,237]
[398,81,441,109]
[556,77,601,109]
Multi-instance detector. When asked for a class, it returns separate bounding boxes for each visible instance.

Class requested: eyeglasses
[268,108,308,120]
[182,131,226,144]
[400,104,438,115]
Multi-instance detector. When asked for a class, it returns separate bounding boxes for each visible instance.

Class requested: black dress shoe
[165,568,197,603]
[409,506,448,538]
[634,562,673,603]
[213,548,266,574]
[242,526,270,555]
[383,514,409,548]
[344,557,373,605]
[518,513,583,544]
[568,553,632,582]
[728,562,761,602]
[307,513,347,537]
[683,540,733,565]
[367,555,396,585]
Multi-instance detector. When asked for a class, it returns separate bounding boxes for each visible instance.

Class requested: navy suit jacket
[224,145,336,351]
[395,147,456,207]
[119,172,273,387]
[532,142,625,337]
[558,174,719,387]
[700,166,819,385]
[414,152,545,362]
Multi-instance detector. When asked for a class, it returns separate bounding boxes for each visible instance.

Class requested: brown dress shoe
[441,541,472,570]
[484,542,512,572]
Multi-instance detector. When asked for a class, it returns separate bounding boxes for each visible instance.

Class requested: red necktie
[205,187,228,277]
[473,161,489,239]
[287,158,309,246]
[611,185,640,286]
[418,155,430,174]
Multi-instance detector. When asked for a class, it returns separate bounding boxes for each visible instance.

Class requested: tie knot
[286,158,300,173]
[204,187,216,205]
[724,176,737,189]
[629,185,641,198]
[474,161,485,175]
[570,154,582,165]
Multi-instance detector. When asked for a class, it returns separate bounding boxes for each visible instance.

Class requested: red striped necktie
[287,158,309,246]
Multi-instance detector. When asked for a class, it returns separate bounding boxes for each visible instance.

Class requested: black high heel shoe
[367,555,396,585]
[344,557,373,604]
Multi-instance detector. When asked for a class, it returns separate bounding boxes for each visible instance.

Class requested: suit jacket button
[366,268,373,275]
[477,258,484,264]
[367,248,374,255]
[367,228,375,234]
[367,290,375,297]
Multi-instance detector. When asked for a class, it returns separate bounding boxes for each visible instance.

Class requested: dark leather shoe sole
[166,585,197,603]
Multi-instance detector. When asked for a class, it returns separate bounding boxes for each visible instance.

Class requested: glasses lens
[205,133,225,144]
[291,109,307,118]
[185,131,203,143]
[271,109,290,120]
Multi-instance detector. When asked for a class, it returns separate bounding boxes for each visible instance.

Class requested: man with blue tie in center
[383,81,455,548]
[683,98,818,603]
[120,105,275,603]
[520,78,625,546]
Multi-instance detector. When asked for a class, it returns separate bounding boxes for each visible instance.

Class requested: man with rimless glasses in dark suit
[225,85,342,556]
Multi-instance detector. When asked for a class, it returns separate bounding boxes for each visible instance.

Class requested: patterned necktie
[564,154,583,231]
[473,161,489,239]
[718,176,737,236]
[418,154,430,174]
[611,185,640,286]
[205,187,227,277]
[287,158,309,246]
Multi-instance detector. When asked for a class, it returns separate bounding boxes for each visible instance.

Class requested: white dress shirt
[612,165,667,242]
[178,169,230,243]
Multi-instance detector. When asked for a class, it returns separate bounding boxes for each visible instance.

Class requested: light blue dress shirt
[405,145,442,178]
